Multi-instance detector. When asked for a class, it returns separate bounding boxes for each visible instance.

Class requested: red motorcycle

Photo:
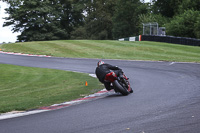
[105,71,133,96]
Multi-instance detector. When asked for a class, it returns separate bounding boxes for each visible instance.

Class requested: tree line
[2,0,200,42]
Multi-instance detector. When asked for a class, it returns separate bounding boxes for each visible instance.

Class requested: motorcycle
[105,71,133,96]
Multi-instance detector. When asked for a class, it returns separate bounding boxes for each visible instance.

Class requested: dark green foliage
[3,0,83,42]
[80,0,116,40]
[166,10,200,38]
[152,0,183,18]
[138,13,169,35]
[178,0,200,13]
[112,0,147,39]
[2,0,200,41]
[144,0,200,39]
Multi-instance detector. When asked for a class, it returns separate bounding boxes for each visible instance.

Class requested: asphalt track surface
[0,53,200,133]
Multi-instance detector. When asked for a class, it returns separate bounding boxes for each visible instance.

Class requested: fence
[142,22,166,36]
[141,35,200,46]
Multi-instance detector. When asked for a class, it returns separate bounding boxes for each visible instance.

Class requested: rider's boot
[129,88,133,93]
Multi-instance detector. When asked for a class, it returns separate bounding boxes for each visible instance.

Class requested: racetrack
[0,53,200,133]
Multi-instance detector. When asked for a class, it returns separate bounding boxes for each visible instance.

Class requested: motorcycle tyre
[113,80,130,96]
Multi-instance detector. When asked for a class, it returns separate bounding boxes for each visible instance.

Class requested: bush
[166,10,200,39]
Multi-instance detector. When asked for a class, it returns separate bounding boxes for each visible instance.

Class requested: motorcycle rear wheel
[113,80,130,96]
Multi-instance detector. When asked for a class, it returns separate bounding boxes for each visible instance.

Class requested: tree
[112,0,147,39]
[3,0,83,42]
[166,10,200,39]
[194,17,200,39]
[138,13,169,35]
[139,13,169,27]
[178,0,200,13]
[82,0,116,40]
[152,0,183,18]
[73,0,148,40]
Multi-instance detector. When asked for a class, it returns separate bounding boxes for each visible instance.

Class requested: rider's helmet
[97,60,105,67]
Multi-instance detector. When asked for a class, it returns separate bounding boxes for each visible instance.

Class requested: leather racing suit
[95,63,123,91]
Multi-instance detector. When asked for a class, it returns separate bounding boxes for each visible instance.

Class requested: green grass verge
[0,64,103,113]
[0,40,200,62]
[0,40,199,113]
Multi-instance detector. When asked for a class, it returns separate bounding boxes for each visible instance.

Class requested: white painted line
[0,50,51,57]
[169,62,175,65]
[89,74,97,78]
[0,110,48,120]
[0,88,110,120]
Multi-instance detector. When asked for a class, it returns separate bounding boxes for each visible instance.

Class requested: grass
[0,40,200,62]
[0,64,104,113]
[0,40,199,113]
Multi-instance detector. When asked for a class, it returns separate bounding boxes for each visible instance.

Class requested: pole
[150,23,151,35]
[142,23,144,35]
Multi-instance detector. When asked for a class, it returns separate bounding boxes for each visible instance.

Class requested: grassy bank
[0,40,199,113]
[1,40,200,62]
[0,64,103,113]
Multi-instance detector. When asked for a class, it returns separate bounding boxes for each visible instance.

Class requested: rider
[95,60,124,91]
